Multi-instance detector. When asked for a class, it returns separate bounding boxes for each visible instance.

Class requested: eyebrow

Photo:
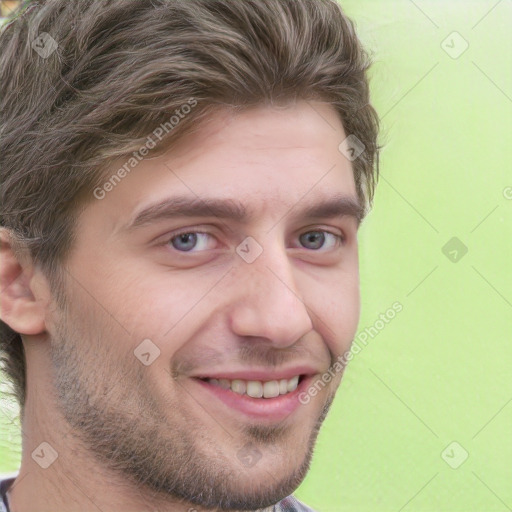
[125,194,365,231]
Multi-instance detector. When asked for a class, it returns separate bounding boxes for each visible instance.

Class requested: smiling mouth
[198,375,304,399]
[192,373,315,421]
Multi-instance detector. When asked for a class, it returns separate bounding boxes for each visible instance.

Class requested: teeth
[246,381,263,398]
[287,375,299,392]
[263,380,280,398]
[231,379,246,395]
[204,375,302,398]
[218,379,231,390]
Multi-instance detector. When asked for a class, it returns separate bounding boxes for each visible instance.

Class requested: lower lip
[192,375,314,422]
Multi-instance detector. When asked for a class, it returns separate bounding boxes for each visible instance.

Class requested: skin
[0,100,362,512]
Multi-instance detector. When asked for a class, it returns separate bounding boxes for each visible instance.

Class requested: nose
[228,244,314,348]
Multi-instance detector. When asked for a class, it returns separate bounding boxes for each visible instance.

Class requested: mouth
[198,375,303,398]
[190,372,316,422]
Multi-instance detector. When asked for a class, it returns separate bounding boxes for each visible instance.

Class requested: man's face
[47,100,361,509]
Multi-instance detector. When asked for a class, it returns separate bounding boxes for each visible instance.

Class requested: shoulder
[0,473,16,493]
[0,473,17,512]
[274,494,317,512]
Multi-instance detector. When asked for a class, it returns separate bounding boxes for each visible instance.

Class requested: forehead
[84,100,358,232]
[170,101,348,164]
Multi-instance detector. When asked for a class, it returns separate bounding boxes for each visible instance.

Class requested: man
[0,0,380,510]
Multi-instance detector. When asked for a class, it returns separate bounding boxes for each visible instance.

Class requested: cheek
[304,271,360,357]
[104,271,224,352]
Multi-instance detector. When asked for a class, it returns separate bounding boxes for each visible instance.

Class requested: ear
[0,228,47,335]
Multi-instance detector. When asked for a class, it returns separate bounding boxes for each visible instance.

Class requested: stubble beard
[48,315,336,510]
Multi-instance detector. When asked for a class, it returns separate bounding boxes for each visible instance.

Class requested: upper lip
[192,366,319,381]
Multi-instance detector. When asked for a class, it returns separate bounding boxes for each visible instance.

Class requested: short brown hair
[0,0,380,409]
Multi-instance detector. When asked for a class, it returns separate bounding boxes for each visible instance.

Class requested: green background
[295,1,512,510]
[1,1,511,511]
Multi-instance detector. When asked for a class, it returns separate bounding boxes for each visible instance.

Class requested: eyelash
[163,228,346,253]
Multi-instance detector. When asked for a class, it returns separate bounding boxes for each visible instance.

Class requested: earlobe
[0,228,47,335]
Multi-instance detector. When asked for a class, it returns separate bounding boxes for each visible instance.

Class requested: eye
[168,231,215,252]
[298,230,344,251]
